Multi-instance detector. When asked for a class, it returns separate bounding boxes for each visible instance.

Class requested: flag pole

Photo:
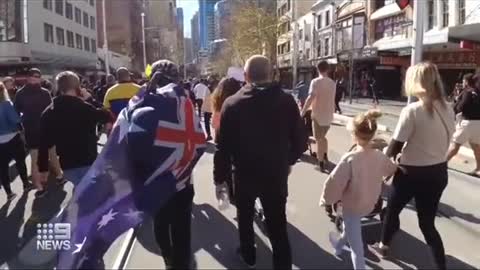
[408,0,425,103]
[102,0,110,76]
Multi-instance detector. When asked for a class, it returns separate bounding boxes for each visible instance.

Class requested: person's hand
[80,88,92,100]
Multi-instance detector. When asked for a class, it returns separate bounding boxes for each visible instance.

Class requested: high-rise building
[191,11,200,58]
[177,7,184,65]
[97,0,144,71]
[0,0,97,77]
[214,0,241,40]
[199,0,219,50]
[184,37,193,63]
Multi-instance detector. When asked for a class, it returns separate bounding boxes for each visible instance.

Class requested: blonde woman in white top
[373,62,455,270]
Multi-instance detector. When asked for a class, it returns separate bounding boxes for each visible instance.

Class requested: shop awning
[448,23,480,43]
[370,4,403,21]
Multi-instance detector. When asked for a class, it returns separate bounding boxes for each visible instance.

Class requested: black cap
[151,60,179,82]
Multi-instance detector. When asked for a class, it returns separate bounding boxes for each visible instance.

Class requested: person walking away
[202,85,214,141]
[447,73,480,177]
[146,60,198,269]
[0,82,34,200]
[103,67,140,120]
[3,77,17,101]
[372,62,455,270]
[193,79,209,117]
[37,71,113,188]
[294,80,309,108]
[335,77,346,114]
[369,73,379,105]
[14,68,64,197]
[301,61,336,172]
[215,55,307,269]
[321,110,397,269]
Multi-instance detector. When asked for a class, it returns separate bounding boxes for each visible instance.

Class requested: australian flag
[56,83,206,269]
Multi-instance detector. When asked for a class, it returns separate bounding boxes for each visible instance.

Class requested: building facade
[311,0,339,67]
[199,0,220,50]
[191,11,201,60]
[1,0,97,78]
[97,0,144,72]
[369,0,480,98]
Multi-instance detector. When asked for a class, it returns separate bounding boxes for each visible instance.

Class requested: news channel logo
[36,223,71,251]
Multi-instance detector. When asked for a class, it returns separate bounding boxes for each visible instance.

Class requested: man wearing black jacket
[37,71,113,190]
[215,55,307,269]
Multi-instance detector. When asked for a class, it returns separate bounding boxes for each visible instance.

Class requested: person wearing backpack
[447,73,480,177]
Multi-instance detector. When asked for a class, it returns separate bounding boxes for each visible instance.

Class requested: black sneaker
[7,193,17,201]
[236,248,256,269]
[35,190,48,198]
[23,182,34,192]
[319,161,327,173]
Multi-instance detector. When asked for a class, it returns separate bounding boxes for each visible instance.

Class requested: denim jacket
[0,100,21,136]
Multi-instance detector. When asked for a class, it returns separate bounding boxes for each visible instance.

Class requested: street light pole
[409,0,425,103]
[141,12,147,71]
[102,0,110,75]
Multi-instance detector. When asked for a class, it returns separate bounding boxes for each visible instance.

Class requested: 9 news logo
[36,223,71,251]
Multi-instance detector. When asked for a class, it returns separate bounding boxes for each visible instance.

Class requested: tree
[229,2,279,67]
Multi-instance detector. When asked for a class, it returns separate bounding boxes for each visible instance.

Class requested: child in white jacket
[320,110,397,269]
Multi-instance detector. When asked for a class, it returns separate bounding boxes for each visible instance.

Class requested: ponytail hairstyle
[405,62,447,116]
[347,109,383,142]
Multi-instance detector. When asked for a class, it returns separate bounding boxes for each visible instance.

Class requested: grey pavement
[124,125,480,270]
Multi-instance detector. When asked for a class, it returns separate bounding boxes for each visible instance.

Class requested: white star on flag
[123,209,143,222]
[97,208,118,230]
[72,237,87,254]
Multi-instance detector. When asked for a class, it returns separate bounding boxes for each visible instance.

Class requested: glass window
[91,39,96,52]
[84,36,90,51]
[44,23,54,43]
[75,7,81,24]
[90,16,95,30]
[427,0,435,30]
[89,0,94,6]
[317,43,321,57]
[0,0,25,42]
[55,0,63,15]
[325,11,330,26]
[43,0,52,10]
[459,0,466,24]
[299,29,303,41]
[317,14,322,29]
[83,12,89,27]
[67,30,74,47]
[324,38,329,56]
[75,33,82,49]
[66,2,72,19]
[442,0,449,27]
[56,27,64,45]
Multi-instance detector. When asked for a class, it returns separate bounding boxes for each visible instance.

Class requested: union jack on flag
[52,83,206,269]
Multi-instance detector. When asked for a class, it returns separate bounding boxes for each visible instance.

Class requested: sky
[178,0,199,38]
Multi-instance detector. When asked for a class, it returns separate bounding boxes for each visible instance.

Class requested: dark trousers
[0,134,28,195]
[204,112,212,137]
[154,185,194,269]
[237,188,292,269]
[195,99,203,117]
[335,97,342,113]
[381,163,448,269]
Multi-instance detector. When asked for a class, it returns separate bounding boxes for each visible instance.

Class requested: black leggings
[0,134,29,195]
[204,112,212,137]
[381,162,448,269]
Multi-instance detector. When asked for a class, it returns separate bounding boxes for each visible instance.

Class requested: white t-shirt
[393,101,455,166]
[193,83,209,100]
[308,75,336,126]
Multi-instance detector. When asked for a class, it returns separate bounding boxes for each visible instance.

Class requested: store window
[56,27,64,45]
[66,30,74,47]
[459,0,466,24]
[44,23,54,43]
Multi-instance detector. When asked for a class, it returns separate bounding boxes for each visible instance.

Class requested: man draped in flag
[55,59,206,269]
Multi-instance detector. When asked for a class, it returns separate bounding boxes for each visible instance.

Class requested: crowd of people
[0,55,479,270]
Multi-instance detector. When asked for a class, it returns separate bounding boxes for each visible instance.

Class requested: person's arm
[213,102,234,186]
[301,80,316,116]
[13,91,22,114]
[321,157,351,205]
[5,101,21,127]
[454,90,470,114]
[38,107,55,173]
[386,107,414,159]
[287,96,308,165]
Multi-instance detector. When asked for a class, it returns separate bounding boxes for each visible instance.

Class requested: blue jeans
[335,213,365,270]
[63,166,90,186]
